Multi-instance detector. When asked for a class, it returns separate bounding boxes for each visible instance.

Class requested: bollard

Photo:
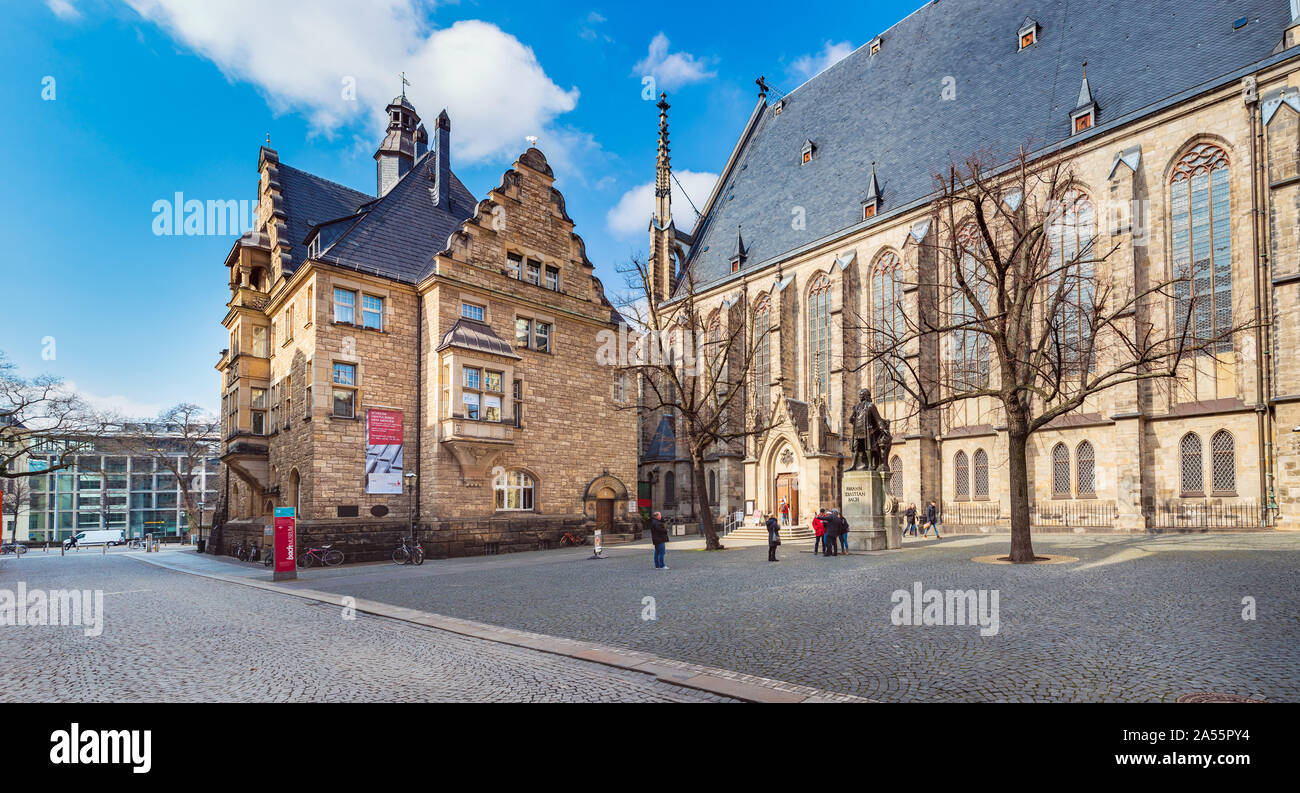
[102,543,106,555]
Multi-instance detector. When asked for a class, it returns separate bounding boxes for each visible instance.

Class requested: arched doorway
[595,486,617,534]
[770,441,801,524]
[582,473,630,535]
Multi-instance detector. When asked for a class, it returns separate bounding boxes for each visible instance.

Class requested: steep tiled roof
[276,164,373,272]
[683,0,1295,289]
[313,151,477,283]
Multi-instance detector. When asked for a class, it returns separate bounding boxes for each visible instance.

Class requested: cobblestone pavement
[278,533,1300,702]
[0,553,736,702]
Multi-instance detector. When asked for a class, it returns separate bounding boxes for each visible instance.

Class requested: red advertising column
[273,507,297,581]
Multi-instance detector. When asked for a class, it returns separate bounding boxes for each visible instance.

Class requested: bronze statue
[849,388,892,471]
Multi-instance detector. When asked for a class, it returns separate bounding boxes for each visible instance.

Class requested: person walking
[904,503,918,537]
[649,510,669,569]
[835,509,850,554]
[922,500,942,539]
[779,498,790,526]
[811,509,826,554]
[766,513,781,562]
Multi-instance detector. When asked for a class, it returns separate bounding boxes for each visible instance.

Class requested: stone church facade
[216,96,638,560]
[640,0,1300,534]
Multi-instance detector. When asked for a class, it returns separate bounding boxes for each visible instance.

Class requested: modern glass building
[24,435,219,543]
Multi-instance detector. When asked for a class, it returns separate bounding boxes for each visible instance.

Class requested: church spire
[650,92,675,304]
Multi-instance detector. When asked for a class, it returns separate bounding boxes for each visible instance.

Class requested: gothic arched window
[664,470,676,507]
[954,450,970,499]
[1211,430,1235,493]
[1052,443,1071,497]
[1048,189,1096,373]
[952,224,990,391]
[871,251,905,401]
[808,274,832,400]
[1180,433,1204,495]
[753,295,771,398]
[708,470,718,505]
[1171,143,1232,355]
[1076,441,1096,496]
[973,448,989,499]
[889,455,903,498]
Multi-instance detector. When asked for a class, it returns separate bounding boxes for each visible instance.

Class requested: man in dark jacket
[834,509,850,554]
[823,510,839,556]
[649,511,670,569]
[765,513,781,562]
[923,501,942,539]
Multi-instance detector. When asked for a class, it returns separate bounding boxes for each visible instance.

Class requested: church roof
[308,150,477,283]
[681,0,1296,290]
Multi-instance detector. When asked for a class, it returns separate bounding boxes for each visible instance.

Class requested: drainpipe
[414,291,423,540]
[1248,77,1276,527]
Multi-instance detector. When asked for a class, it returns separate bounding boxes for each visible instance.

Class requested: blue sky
[1,0,918,416]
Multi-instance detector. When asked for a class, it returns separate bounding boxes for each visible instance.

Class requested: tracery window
[1171,143,1232,355]
[871,251,905,401]
[808,274,832,400]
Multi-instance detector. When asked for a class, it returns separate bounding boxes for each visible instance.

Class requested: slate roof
[276,164,373,273]
[644,415,677,461]
[682,0,1296,289]
[310,150,477,283]
[435,318,522,359]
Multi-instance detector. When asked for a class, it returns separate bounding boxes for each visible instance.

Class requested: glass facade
[25,448,218,543]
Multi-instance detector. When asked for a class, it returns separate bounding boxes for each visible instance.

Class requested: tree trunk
[691,453,723,550]
[1006,424,1037,563]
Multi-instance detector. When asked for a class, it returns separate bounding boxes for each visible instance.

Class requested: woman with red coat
[811,509,826,555]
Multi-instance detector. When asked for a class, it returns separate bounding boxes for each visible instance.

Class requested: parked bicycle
[297,544,343,568]
[1,542,27,556]
[126,537,144,550]
[393,537,425,566]
[235,540,252,562]
[558,531,587,546]
[263,546,274,567]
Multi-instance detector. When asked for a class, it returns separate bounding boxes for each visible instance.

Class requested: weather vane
[399,71,410,100]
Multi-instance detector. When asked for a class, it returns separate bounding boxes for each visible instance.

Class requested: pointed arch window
[954,450,970,500]
[1180,433,1204,495]
[753,295,771,398]
[1076,441,1096,497]
[1052,443,1071,497]
[1211,430,1236,494]
[708,470,718,505]
[973,448,990,499]
[807,274,832,400]
[1048,189,1096,373]
[871,251,905,402]
[951,224,990,391]
[1171,143,1232,355]
[663,470,676,507]
[889,455,903,498]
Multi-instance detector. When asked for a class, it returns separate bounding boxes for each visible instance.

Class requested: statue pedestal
[842,470,900,551]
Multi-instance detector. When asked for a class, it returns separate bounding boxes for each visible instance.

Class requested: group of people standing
[810,509,851,557]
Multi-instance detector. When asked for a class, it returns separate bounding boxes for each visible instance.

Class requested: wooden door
[775,474,799,524]
[596,499,614,533]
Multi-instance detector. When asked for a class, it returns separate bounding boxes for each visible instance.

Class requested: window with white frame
[494,470,534,510]
[545,265,560,292]
[333,288,356,324]
[252,326,269,358]
[461,302,485,321]
[515,317,552,352]
[251,388,267,435]
[362,295,383,330]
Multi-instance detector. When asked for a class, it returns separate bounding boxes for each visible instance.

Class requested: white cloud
[606,170,719,239]
[60,381,173,421]
[46,0,80,19]
[633,33,716,91]
[790,40,855,81]
[123,1,582,166]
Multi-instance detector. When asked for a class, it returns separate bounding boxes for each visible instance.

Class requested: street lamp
[198,500,206,545]
[404,473,417,543]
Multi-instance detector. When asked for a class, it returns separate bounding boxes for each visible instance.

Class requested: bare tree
[1,476,31,546]
[106,404,219,541]
[0,351,107,480]
[614,255,777,550]
[849,146,1254,562]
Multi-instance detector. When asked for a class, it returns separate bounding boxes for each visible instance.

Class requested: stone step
[727,524,815,542]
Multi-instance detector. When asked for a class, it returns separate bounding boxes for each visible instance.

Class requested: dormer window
[308,236,321,259]
[1019,18,1039,50]
[801,140,815,165]
[869,36,882,56]
[863,204,877,220]
[1072,109,1094,133]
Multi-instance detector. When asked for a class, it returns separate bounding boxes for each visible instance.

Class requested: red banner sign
[367,409,403,445]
